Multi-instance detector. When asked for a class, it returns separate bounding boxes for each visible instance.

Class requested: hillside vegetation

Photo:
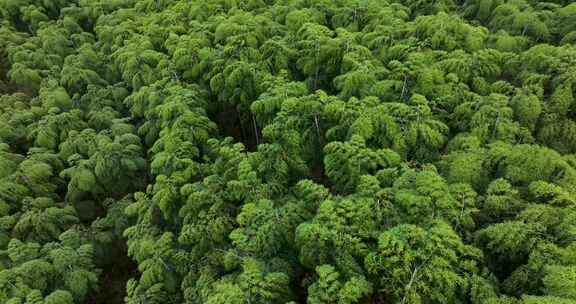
[1,0,576,303]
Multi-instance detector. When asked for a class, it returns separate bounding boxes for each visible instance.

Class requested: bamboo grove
[1,0,576,303]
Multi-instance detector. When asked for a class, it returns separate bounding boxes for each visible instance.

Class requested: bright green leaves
[495,144,575,187]
[205,258,292,304]
[60,129,146,203]
[125,232,183,304]
[476,221,540,272]
[149,91,217,176]
[285,8,326,32]
[45,290,75,304]
[519,205,576,249]
[476,178,525,224]
[548,84,573,116]
[230,197,311,258]
[214,11,272,48]
[296,23,347,90]
[439,138,490,191]
[251,80,309,127]
[554,3,576,43]
[441,137,576,194]
[453,94,531,145]
[365,221,481,304]
[12,197,79,243]
[19,5,49,33]
[30,110,88,151]
[510,91,542,130]
[489,2,551,41]
[307,265,372,304]
[60,45,107,95]
[542,265,576,300]
[0,183,91,302]
[521,296,576,304]
[389,167,478,230]
[203,283,246,304]
[39,84,71,112]
[210,61,261,106]
[3,0,576,303]
[413,12,488,51]
[296,195,377,270]
[0,149,64,216]
[537,83,576,153]
[463,0,506,23]
[322,95,451,190]
[296,166,482,302]
[0,236,99,303]
[164,33,212,82]
[475,179,576,297]
[529,181,576,208]
[111,37,168,90]
[333,47,387,100]
[324,135,401,193]
[7,64,43,95]
[48,243,99,300]
[259,89,327,176]
[487,30,529,52]
[325,95,449,162]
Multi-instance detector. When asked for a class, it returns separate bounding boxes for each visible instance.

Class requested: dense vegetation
[1,0,576,303]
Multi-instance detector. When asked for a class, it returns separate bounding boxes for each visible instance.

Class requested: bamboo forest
[1,0,576,303]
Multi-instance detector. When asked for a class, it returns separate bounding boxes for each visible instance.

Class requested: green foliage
[389,167,478,231]
[0,234,99,303]
[324,135,401,193]
[59,127,146,202]
[365,221,481,304]
[307,265,372,304]
[542,265,576,299]
[2,0,576,302]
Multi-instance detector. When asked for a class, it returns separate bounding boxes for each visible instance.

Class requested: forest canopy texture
[1,0,576,303]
